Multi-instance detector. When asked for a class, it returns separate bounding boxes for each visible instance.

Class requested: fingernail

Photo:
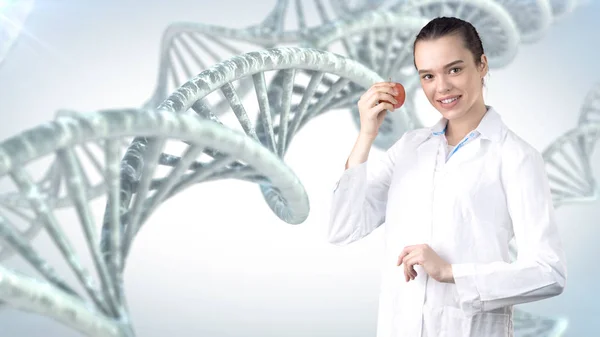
[392,90,398,95]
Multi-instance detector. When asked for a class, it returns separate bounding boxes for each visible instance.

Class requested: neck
[446,102,487,145]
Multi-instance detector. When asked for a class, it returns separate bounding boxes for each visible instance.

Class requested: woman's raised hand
[357,82,403,138]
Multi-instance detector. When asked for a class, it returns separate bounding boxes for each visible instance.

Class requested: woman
[328,17,567,337]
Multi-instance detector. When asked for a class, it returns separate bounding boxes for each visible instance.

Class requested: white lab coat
[328,107,567,337]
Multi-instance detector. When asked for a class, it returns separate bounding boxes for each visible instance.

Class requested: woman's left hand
[397,244,454,283]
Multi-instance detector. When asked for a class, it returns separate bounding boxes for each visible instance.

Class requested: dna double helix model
[0,0,596,336]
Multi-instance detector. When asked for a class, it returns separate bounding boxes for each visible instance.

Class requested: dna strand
[0,1,591,336]
[0,109,133,260]
[145,0,360,113]
[245,0,360,42]
[0,0,374,265]
[0,47,382,336]
[488,0,553,44]
[143,22,272,114]
[0,0,35,67]
[0,107,310,337]
[578,82,600,155]
[544,82,600,207]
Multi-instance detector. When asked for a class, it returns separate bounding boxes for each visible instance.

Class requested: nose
[435,75,452,93]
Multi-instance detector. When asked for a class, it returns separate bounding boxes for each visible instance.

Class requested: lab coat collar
[477,106,504,142]
[417,105,504,146]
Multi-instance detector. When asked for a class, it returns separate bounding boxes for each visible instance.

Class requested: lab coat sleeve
[451,148,567,315]
[327,135,404,246]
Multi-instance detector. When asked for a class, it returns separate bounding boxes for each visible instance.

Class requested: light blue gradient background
[0,0,598,336]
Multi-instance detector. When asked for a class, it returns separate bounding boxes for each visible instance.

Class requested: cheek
[421,82,436,102]
[456,76,479,97]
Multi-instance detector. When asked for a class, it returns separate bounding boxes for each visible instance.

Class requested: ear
[479,54,489,77]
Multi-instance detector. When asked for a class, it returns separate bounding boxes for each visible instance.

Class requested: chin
[433,97,471,120]
[440,108,467,120]
[432,104,462,119]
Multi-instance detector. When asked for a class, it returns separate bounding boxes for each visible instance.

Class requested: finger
[404,255,422,272]
[398,252,406,266]
[403,251,420,280]
[398,247,414,266]
[365,104,392,124]
[405,262,417,280]
[398,248,410,266]
[365,92,399,108]
[409,265,418,279]
[402,251,412,278]
[397,245,419,266]
[370,102,394,117]
[406,259,420,280]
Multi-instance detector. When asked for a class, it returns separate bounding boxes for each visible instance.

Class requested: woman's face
[414,34,488,121]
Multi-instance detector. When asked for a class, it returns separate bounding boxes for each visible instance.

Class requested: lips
[437,95,461,103]
[436,95,462,109]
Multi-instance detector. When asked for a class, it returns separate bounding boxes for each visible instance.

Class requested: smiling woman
[329,16,568,337]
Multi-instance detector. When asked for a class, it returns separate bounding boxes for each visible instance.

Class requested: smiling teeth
[441,97,458,104]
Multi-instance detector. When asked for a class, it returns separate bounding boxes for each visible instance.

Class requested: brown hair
[413,16,485,68]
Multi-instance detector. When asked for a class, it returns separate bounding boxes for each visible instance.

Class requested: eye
[449,67,462,74]
[421,74,433,80]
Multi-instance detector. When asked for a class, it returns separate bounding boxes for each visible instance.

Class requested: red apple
[388,82,406,110]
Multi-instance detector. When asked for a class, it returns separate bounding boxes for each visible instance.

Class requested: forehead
[414,34,472,70]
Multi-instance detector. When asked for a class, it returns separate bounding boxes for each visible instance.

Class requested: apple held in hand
[379,82,406,110]
[389,82,406,110]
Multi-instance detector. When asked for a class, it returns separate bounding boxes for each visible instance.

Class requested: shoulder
[499,128,546,173]
[381,127,431,166]
[383,127,429,157]
[387,127,431,152]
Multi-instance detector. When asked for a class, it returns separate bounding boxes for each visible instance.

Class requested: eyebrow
[418,60,465,74]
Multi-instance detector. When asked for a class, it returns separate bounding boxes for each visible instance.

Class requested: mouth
[437,95,462,108]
